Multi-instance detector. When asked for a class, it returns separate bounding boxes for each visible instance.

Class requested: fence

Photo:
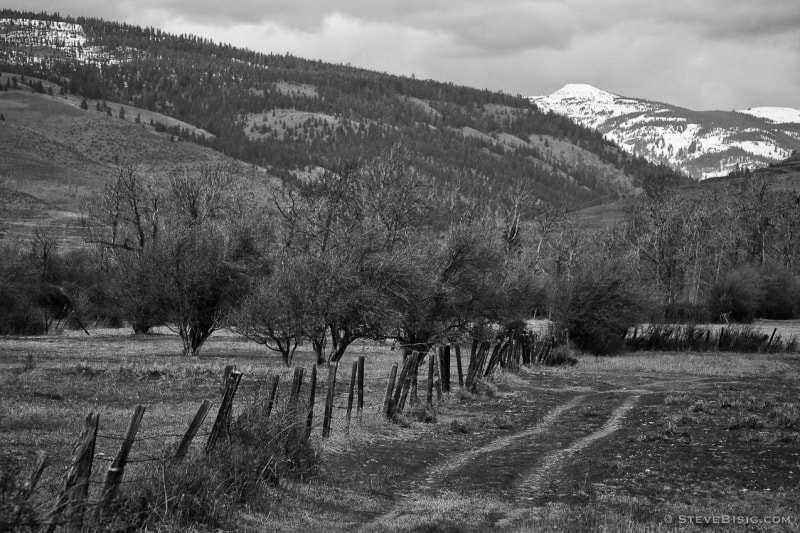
[5,332,555,531]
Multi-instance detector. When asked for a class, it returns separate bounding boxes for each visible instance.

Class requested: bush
[706,263,800,322]
[554,262,648,356]
[706,265,762,323]
[757,264,799,319]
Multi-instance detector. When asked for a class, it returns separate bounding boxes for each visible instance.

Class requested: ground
[1,327,798,532]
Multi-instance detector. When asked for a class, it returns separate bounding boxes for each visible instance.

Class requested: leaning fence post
[289,366,305,405]
[97,405,146,518]
[767,328,777,348]
[45,412,99,533]
[397,352,419,414]
[322,362,339,438]
[383,364,398,418]
[175,400,212,461]
[357,356,365,421]
[346,360,357,430]
[206,370,242,453]
[14,451,48,519]
[392,352,418,416]
[306,365,317,435]
[265,375,280,418]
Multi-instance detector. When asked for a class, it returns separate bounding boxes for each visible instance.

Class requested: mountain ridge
[532,84,800,180]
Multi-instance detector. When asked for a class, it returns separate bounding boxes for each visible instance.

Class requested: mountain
[532,84,800,180]
[0,12,689,244]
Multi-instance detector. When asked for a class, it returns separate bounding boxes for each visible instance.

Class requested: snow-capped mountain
[532,84,800,180]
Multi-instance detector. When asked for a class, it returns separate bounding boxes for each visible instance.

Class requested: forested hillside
[0,10,685,212]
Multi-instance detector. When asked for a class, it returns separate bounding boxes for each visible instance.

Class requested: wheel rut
[359,395,585,531]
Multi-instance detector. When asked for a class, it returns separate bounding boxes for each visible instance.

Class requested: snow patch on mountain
[738,107,800,124]
[531,84,800,180]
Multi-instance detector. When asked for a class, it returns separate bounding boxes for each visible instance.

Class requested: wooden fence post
[14,451,48,519]
[45,412,99,533]
[97,405,146,517]
[441,345,451,392]
[767,328,777,347]
[427,354,434,408]
[390,355,414,417]
[265,375,280,418]
[397,352,419,414]
[357,356,365,421]
[175,400,212,461]
[289,366,305,405]
[454,344,464,388]
[346,360,357,430]
[383,363,398,418]
[522,334,533,366]
[322,362,338,438]
[484,342,504,378]
[433,351,443,402]
[306,365,317,435]
[206,370,242,453]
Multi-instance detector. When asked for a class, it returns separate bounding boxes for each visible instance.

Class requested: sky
[8,0,800,110]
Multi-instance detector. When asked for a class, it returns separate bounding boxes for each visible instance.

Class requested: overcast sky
[9,0,800,110]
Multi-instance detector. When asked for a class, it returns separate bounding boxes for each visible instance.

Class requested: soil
[319,369,800,531]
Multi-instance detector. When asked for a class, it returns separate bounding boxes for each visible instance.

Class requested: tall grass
[626,324,798,354]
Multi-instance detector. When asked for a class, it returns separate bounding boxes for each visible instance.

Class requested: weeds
[99,398,318,531]
[627,324,798,354]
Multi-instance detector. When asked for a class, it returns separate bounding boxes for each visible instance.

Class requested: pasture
[1,326,799,531]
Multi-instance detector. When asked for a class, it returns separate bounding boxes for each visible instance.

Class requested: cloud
[6,0,800,109]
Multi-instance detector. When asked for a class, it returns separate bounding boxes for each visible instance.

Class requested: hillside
[0,10,687,233]
[532,84,800,180]
[0,86,273,245]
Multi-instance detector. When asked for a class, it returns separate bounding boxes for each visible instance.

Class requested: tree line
[4,151,798,359]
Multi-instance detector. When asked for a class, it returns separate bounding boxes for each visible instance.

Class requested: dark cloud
[7,0,800,109]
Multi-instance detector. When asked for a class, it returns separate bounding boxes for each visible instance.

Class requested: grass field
[1,327,799,531]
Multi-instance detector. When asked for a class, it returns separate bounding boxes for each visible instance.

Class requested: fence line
[9,333,556,531]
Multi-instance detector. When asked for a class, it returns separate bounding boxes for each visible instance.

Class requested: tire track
[514,394,640,501]
[359,395,585,531]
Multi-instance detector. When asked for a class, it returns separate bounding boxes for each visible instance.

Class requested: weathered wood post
[346,360,357,430]
[383,363,398,418]
[433,350,443,402]
[454,343,464,388]
[306,365,317,435]
[45,412,99,533]
[322,362,338,438]
[427,354,434,408]
[289,366,305,405]
[14,451,48,520]
[97,405,146,517]
[441,345,451,392]
[206,370,242,453]
[175,400,212,461]
[397,352,419,414]
[265,375,280,418]
[767,327,777,348]
[357,356,365,421]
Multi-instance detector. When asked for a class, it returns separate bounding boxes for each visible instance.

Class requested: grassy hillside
[0,12,688,219]
[0,85,274,245]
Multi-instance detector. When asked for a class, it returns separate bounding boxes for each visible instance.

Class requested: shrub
[706,263,800,322]
[554,262,648,356]
[757,264,799,319]
[706,265,762,323]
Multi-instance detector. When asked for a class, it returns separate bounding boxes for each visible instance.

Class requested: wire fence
[5,334,550,531]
